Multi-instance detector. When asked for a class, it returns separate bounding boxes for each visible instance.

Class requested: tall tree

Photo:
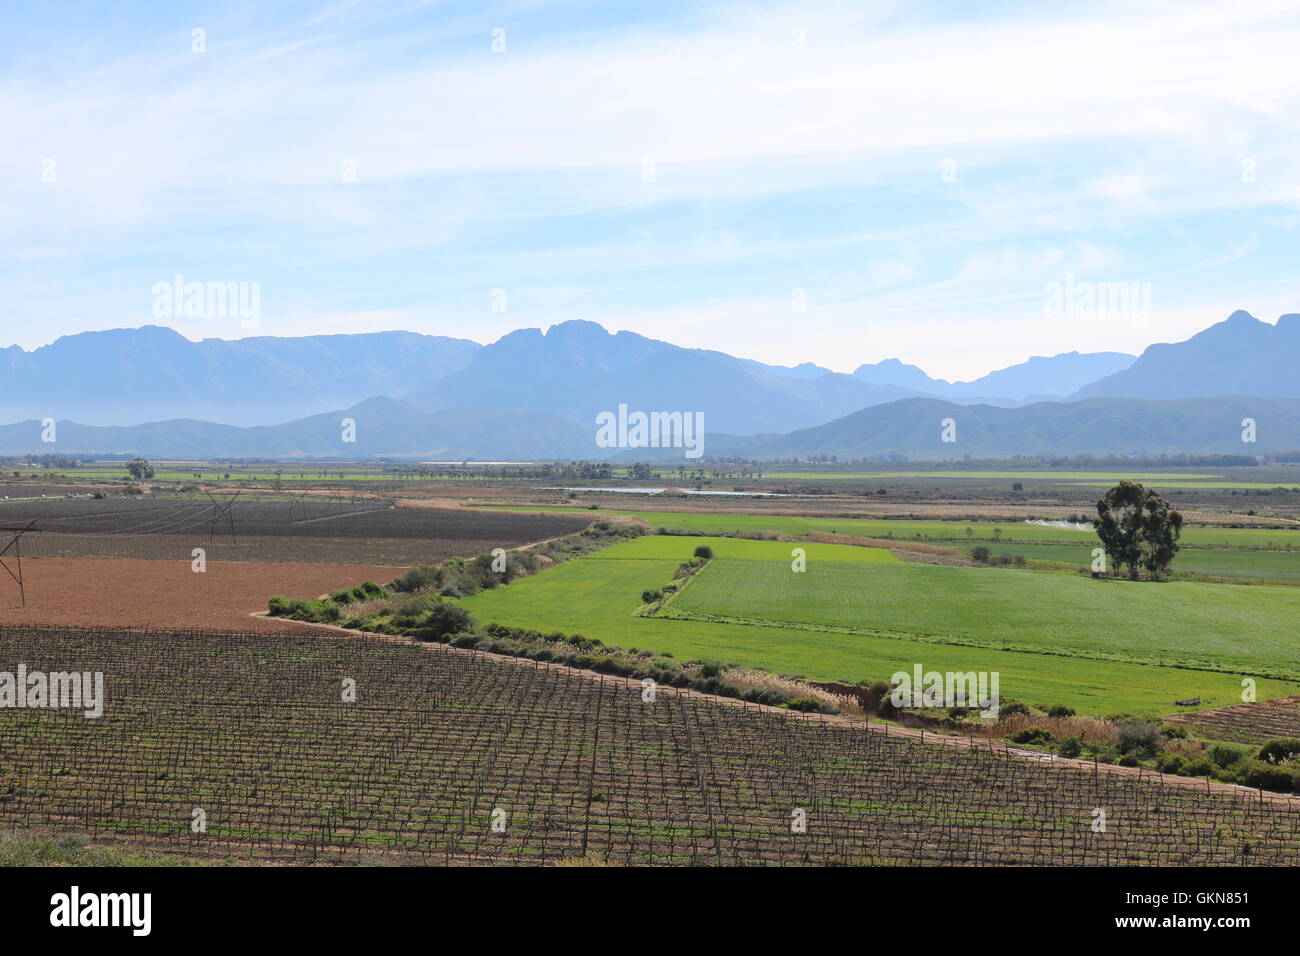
[1141,490,1184,581]
[1093,480,1182,581]
[125,457,155,480]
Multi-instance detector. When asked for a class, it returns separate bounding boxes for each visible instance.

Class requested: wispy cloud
[3,0,1299,376]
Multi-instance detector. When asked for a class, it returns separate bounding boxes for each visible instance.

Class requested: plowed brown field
[0,557,404,632]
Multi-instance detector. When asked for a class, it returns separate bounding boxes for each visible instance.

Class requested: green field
[974,541,1300,582]
[586,535,899,563]
[457,535,1299,715]
[670,554,1300,678]
[475,505,1300,549]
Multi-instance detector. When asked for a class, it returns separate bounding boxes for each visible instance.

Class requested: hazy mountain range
[1,310,1297,459]
[0,326,479,427]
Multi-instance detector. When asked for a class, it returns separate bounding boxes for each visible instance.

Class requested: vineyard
[1,625,1297,865]
[1166,697,1300,746]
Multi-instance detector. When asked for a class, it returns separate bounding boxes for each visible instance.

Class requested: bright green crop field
[974,541,1300,582]
[472,504,1300,549]
[670,554,1300,679]
[456,535,1299,716]
[584,535,900,563]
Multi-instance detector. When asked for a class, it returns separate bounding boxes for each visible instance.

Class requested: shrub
[1257,738,1300,764]
[640,589,662,604]
[1010,728,1053,745]
[786,696,825,713]
[1236,759,1298,792]
[862,679,894,715]
[1057,736,1083,758]
[998,700,1029,719]
[418,601,474,641]
[1117,720,1162,757]
[393,566,432,593]
[970,546,991,563]
[697,660,723,679]
[1156,753,1185,774]
[1046,705,1075,719]
[693,545,714,560]
[1209,744,1246,769]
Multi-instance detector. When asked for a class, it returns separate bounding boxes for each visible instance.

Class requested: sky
[4,0,1300,381]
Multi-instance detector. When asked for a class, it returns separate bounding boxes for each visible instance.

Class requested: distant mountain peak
[545,318,611,338]
[1073,309,1299,401]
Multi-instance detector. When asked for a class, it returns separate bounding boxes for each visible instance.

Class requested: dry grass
[724,668,865,717]
[975,712,1119,746]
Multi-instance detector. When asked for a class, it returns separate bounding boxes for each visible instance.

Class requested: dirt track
[0,557,404,632]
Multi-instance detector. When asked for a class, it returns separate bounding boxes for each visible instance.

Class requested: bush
[1117,720,1162,757]
[786,696,825,713]
[998,700,1029,719]
[417,601,474,641]
[1209,744,1246,769]
[970,546,991,563]
[693,545,714,560]
[1257,738,1300,764]
[1236,759,1298,792]
[1046,705,1075,718]
[1011,728,1053,745]
[697,660,723,679]
[393,566,432,593]
[1156,753,1185,774]
[861,679,894,715]
[1057,736,1083,758]
[640,589,662,604]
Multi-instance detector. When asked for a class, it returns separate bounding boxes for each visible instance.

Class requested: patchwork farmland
[2,465,1299,869]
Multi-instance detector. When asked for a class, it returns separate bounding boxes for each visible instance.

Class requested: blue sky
[4,0,1300,380]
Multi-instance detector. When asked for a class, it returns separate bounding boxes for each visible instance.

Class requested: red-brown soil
[0,557,404,632]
